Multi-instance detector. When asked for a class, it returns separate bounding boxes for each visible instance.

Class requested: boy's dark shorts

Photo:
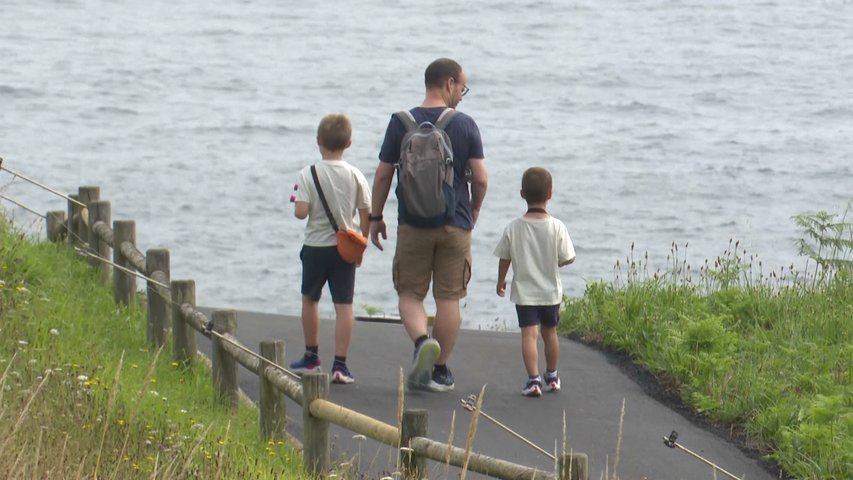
[301,246,356,304]
[515,304,561,328]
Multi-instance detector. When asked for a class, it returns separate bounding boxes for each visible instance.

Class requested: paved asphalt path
[196,308,775,480]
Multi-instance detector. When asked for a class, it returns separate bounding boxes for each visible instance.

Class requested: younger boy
[290,113,371,384]
[494,167,576,397]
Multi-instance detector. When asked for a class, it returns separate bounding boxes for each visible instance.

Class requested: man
[370,58,488,392]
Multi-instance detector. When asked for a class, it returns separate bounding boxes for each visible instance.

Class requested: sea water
[1,0,851,330]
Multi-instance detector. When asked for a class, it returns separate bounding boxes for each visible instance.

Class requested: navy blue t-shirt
[378,106,484,230]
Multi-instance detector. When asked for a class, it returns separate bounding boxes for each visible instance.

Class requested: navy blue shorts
[300,246,356,304]
[515,304,561,328]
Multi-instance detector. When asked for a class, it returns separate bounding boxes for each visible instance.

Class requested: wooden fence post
[171,280,197,365]
[78,185,99,249]
[88,200,111,283]
[113,220,136,305]
[559,453,589,480]
[401,409,428,479]
[259,340,286,441]
[146,248,171,347]
[212,309,238,410]
[302,373,330,475]
[67,193,81,246]
[46,210,66,242]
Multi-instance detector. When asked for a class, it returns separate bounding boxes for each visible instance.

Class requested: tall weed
[561,211,853,479]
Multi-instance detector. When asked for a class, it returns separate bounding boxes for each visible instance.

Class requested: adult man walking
[370,58,487,392]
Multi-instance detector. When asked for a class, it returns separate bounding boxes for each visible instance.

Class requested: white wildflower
[77,375,88,382]
[49,329,60,336]
[18,340,28,345]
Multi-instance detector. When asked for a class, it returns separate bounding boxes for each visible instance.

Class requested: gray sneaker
[426,367,455,392]
[407,338,440,389]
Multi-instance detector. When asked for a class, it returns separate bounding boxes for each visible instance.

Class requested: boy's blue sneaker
[331,362,354,384]
[522,377,542,397]
[289,355,321,375]
[544,371,561,392]
[407,338,440,390]
[426,366,455,392]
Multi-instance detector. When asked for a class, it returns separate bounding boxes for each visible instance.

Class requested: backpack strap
[394,110,418,132]
[435,108,458,131]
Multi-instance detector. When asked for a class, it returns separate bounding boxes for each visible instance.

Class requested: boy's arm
[496,258,511,297]
[558,222,576,267]
[357,207,369,236]
[294,201,309,219]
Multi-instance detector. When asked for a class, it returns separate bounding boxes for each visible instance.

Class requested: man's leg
[399,293,429,341]
[433,297,461,365]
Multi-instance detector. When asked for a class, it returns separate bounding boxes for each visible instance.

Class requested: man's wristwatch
[368,214,383,222]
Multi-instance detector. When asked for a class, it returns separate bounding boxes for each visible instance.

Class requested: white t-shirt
[493,215,576,305]
[295,159,371,247]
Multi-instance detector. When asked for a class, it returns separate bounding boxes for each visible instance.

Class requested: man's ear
[547,188,553,200]
[345,138,352,149]
[316,136,322,147]
[520,189,526,199]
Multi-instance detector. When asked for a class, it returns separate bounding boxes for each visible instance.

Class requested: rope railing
[3,161,589,480]
[0,158,86,208]
[409,436,558,480]
[0,192,47,218]
[309,398,399,446]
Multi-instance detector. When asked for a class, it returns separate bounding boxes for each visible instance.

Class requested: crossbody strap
[310,165,339,232]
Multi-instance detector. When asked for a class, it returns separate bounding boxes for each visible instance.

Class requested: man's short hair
[317,113,352,151]
[521,167,552,204]
[425,58,463,89]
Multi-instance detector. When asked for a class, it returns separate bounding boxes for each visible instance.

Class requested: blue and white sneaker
[522,377,542,397]
[544,371,561,392]
[426,366,455,392]
[289,355,321,375]
[331,362,355,384]
[407,338,440,390]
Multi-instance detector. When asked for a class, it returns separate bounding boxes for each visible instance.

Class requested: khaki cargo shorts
[393,224,472,300]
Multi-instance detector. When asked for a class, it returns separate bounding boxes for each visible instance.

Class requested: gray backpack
[394,108,458,228]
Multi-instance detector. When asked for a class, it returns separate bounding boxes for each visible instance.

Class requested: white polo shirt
[494,215,576,305]
[295,159,371,247]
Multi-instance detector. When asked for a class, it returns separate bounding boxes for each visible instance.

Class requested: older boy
[290,113,371,384]
[494,167,575,397]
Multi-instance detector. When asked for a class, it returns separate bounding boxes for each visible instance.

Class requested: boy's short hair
[425,58,463,90]
[521,167,552,204]
[317,113,352,151]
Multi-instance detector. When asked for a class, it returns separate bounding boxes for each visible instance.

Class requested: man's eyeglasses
[461,84,470,97]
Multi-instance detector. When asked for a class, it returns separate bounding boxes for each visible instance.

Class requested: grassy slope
[559,242,852,480]
[0,217,309,479]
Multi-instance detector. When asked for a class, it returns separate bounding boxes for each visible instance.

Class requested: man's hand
[496,279,506,297]
[370,220,387,251]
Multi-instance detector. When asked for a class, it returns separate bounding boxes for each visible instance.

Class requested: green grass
[559,212,853,480]
[0,215,309,479]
